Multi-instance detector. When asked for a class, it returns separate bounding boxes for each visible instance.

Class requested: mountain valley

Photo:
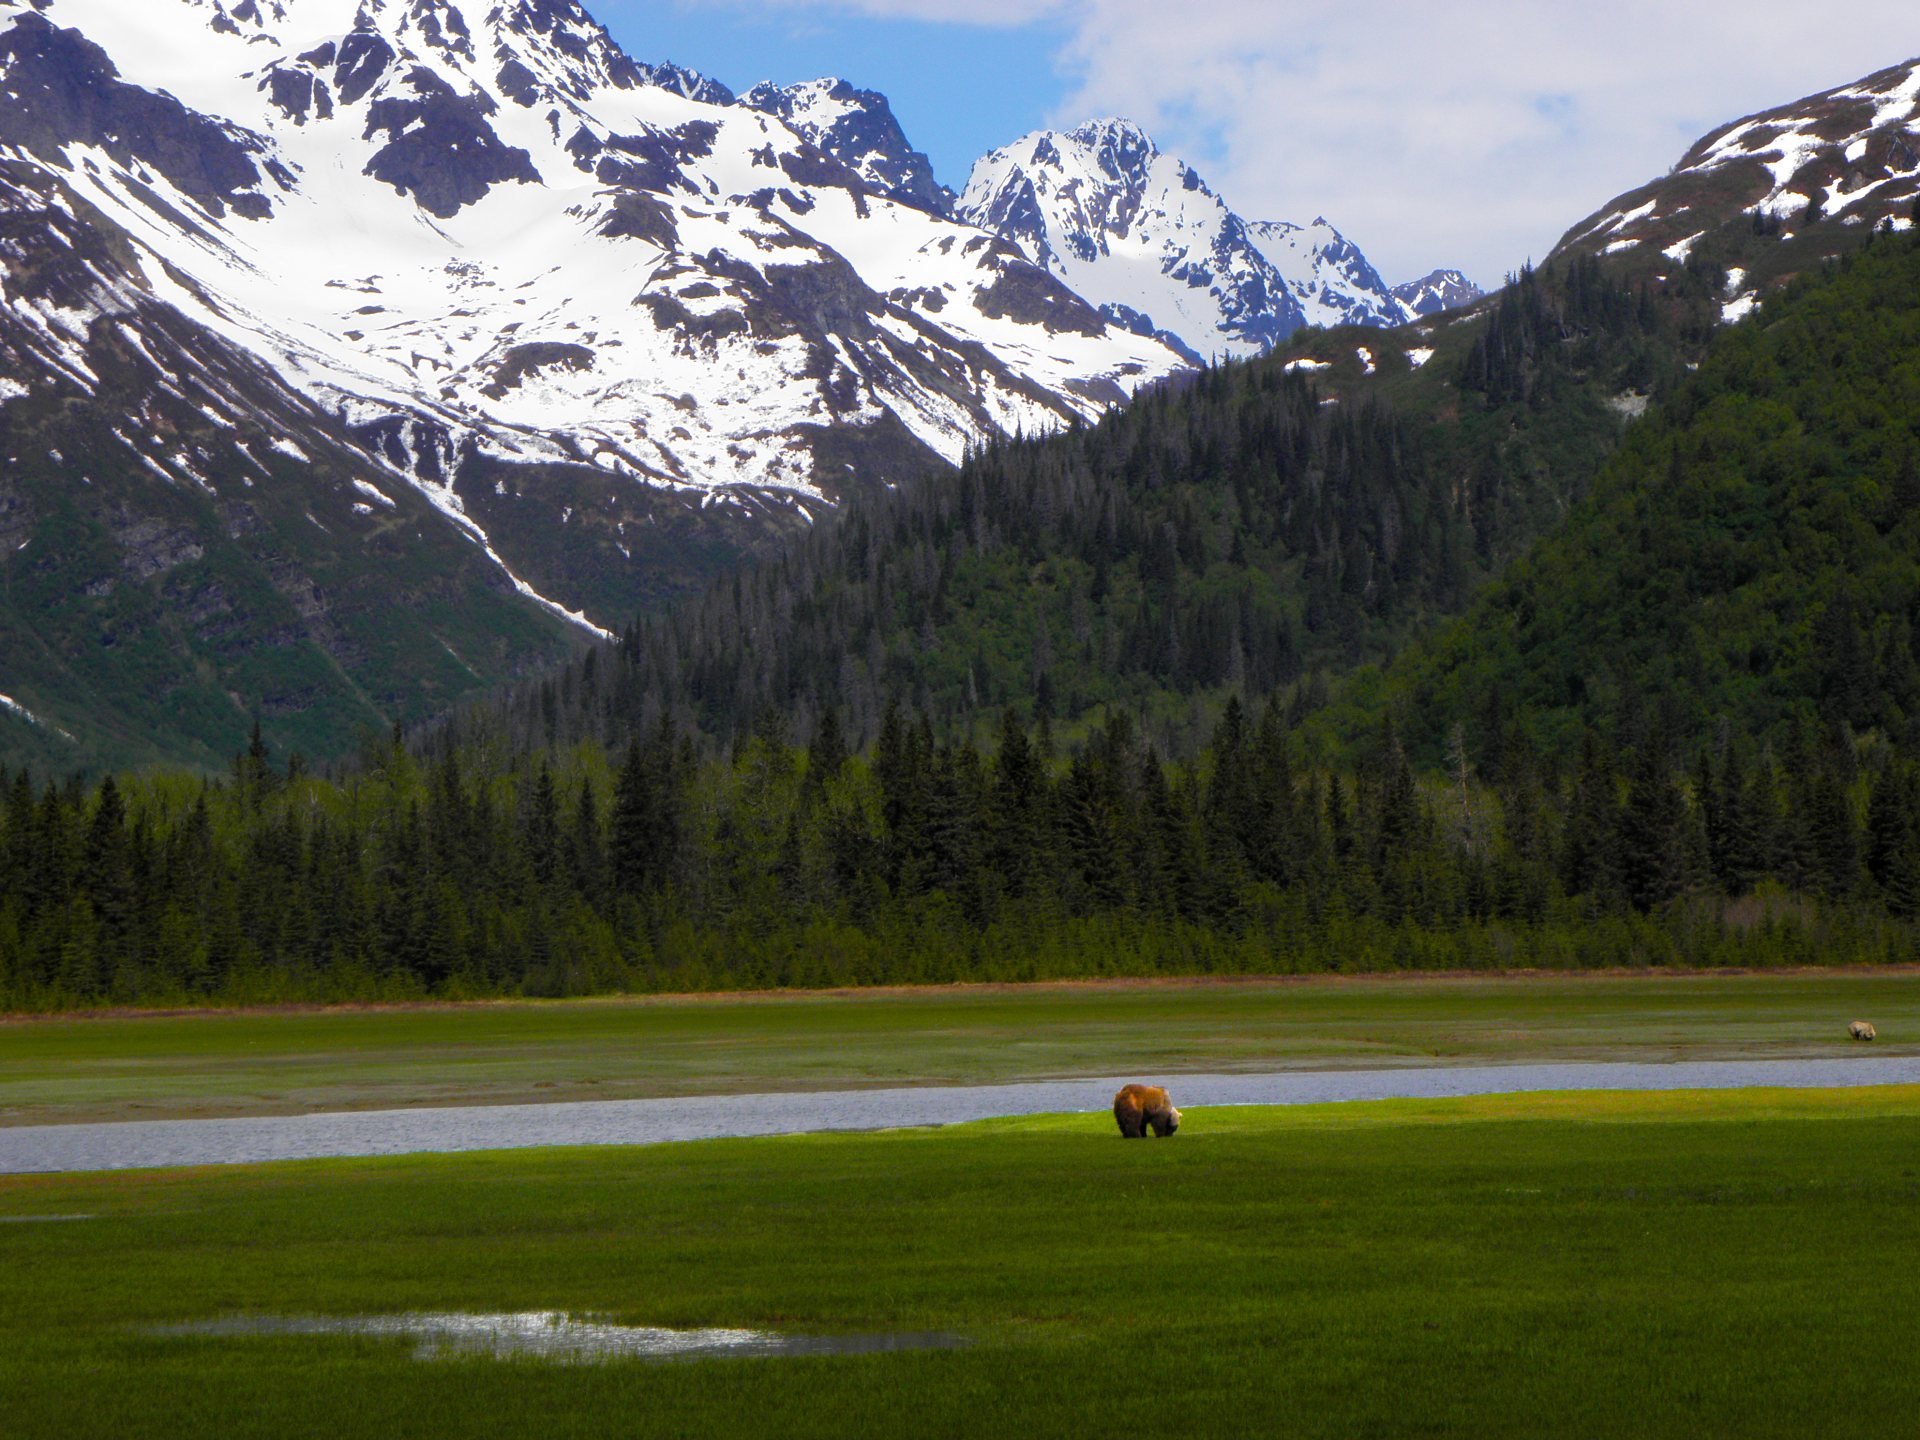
[3,0,1914,781]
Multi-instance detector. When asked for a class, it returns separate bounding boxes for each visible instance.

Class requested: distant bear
[1850,1020,1877,1042]
[1113,1084,1181,1139]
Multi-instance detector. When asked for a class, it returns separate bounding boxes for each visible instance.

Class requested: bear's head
[1150,1105,1181,1137]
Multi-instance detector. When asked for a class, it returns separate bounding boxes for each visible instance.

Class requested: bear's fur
[1113,1084,1181,1139]
[1850,1020,1877,1042]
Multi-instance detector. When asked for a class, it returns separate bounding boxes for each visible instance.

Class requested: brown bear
[1113,1084,1181,1138]
[1850,1020,1877,1042]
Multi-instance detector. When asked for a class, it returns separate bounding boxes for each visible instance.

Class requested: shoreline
[5,964,1918,1027]
[7,1056,1920,1175]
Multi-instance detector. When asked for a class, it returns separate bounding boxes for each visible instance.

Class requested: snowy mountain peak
[1392,268,1485,318]
[961,121,1203,271]
[741,75,950,214]
[1062,116,1159,178]
[957,118,1425,358]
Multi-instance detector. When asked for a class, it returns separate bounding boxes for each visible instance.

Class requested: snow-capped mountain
[0,0,1183,625]
[0,140,585,769]
[956,119,1433,360]
[1557,56,1920,261]
[1244,217,1412,331]
[0,0,1193,764]
[1392,269,1484,318]
[741,78,953,216]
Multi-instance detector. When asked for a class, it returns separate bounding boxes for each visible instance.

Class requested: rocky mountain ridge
[1553,55,1920,317]
[954,118,1459,360]
[740,76,953,216]
[637,76,1473,360]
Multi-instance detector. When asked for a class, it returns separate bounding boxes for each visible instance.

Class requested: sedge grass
[2,1087,1917,1438]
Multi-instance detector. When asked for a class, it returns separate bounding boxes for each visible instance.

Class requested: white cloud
[1045,2,1920,284]
[719,0,1920,286]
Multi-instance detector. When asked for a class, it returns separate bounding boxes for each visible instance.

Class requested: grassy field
[2,971,1915,1126]
[2,1087,1917,1437]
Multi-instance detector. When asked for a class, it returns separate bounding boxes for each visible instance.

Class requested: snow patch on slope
[1561,56,1920,257]
[0,691,74,741]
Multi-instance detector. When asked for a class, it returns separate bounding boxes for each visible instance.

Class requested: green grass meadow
[5,971,1917,1125]
[5,1087,1919,1438]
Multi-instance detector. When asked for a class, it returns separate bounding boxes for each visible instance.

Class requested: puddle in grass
[149,1312,968,1363]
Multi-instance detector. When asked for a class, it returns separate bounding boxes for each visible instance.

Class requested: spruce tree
[1372,717,1419,867]
[989,708,1045,898]
[1559,735,1618,905]
[1865,764,1912,895]
[524,764,560,889]
[567,779,608,906]
[1805,767,1860,899]
[807,709,848,787]
[1619,735,1687,913]
[610,740,652,897]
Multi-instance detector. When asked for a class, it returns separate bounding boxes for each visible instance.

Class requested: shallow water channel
[6,1056,1920,1174]
[148,1312,967,1363]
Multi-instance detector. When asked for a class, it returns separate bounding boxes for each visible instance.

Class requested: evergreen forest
[3,688,1918,1010]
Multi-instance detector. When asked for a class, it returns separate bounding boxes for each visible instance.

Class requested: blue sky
[592,2,1072,191]
[589,2,1920,288]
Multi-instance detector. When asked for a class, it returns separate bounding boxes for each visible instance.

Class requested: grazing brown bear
[1850,1020,1877,1042]
[1113,1084,1181,1139]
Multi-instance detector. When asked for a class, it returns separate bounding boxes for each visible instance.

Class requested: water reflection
[150,1311,967,1362]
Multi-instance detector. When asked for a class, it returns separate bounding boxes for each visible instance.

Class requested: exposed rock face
[635,61,736,109]
[742,78,953,215]
[360,64,541,217]
[1392,269,1485,318]
[0,12,281,217]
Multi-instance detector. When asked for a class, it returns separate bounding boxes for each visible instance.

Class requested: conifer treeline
[2,704,1912,1011]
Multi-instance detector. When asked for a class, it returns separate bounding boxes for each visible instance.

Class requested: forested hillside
[474,250,1728,758]
[1351,223,1920,763]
